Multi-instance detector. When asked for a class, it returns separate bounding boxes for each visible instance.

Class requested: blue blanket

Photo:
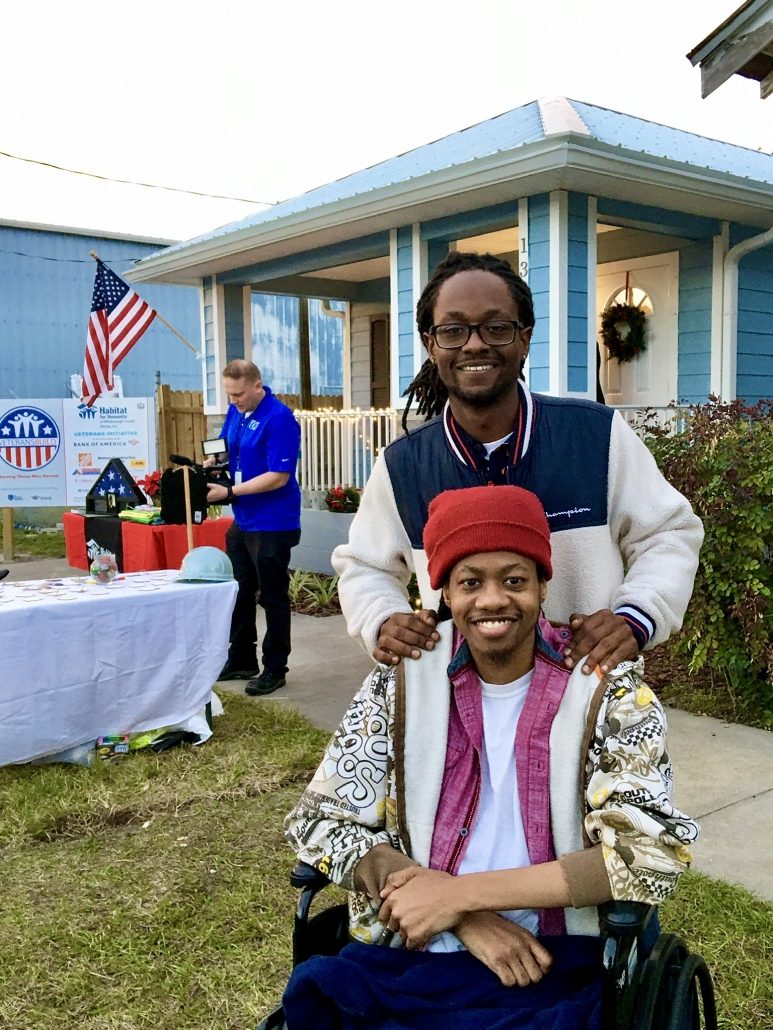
[283,936,603,1029]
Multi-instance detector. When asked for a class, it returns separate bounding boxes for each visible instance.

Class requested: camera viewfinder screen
[202,438,226,457]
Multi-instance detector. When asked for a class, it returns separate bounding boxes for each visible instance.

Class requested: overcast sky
[2,0,770,242]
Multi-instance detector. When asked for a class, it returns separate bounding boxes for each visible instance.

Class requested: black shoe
[218,661,259,681]
[245,670,287,696]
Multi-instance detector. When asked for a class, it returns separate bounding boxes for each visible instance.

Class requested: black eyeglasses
[429,320,525,349]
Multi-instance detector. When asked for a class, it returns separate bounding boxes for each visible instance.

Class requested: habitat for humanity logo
[77,403,98,420]
[0,406,61,471]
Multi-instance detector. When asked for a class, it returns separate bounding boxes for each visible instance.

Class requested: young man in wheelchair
[284,485,698,1027]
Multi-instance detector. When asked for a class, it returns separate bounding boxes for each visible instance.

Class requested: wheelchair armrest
[290,861,349,969]
[290,861,332,891]
[599,902,658,1029]
[598,900,656,941]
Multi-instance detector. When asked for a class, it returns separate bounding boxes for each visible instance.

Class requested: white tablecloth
[0,571,238,766]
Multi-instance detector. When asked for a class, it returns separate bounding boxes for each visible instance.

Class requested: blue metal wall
[0,226,201,398]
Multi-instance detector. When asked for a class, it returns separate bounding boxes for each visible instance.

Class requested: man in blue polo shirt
[207,359,301,696]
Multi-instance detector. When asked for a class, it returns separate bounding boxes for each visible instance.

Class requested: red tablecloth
[63,513,233,572]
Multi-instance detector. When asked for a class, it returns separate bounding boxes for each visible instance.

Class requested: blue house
[0,221,201,399]
[130,96,773,417]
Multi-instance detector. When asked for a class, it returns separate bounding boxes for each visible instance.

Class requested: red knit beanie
[424,485,552,589]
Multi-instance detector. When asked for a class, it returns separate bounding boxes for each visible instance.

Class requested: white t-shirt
[482,433,512,457]
[428,669,538,953]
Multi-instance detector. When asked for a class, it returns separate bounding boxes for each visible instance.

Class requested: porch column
[201,277,222,414]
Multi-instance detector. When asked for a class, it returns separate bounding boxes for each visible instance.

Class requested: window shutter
[370,316,391,408]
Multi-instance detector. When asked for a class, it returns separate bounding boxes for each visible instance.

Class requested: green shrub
[289,569,341,615]
[637,398,772,723]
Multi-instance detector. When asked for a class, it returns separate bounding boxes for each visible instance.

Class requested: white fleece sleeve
[607,412,704,647]
[331,454,416,655]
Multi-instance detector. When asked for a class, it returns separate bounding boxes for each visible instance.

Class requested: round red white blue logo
[0,406,61,471]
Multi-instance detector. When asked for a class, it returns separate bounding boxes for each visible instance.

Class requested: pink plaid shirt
[428,618,573,936]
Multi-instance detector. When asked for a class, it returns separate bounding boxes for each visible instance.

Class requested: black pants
[226,523,301,676]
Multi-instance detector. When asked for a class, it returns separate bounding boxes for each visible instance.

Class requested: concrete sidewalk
[6,555,773,904]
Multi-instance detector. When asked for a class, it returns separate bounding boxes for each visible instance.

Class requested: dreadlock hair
[402,251,535,433]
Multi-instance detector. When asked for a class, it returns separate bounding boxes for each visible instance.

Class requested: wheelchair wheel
[256,1005,286,1030]
[666,954,717,1030]
[633,933,717,1030]
[632,933,689,1030]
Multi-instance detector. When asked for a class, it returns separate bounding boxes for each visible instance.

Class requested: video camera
[161,441,232,523]
[169,438,232,493]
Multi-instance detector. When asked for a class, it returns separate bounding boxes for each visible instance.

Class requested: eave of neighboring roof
[0,217,178,246]
[127,96,773,286]
[687,0,773,98]
[687,0,768,63]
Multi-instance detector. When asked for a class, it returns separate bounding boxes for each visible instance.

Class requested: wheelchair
[258,862,717,1030]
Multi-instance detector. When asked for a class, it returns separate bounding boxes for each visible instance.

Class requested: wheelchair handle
[290,860,331,891]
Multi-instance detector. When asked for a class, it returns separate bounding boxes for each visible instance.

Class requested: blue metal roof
[150,97,773,260]
[573,100,773,185]
[158,101,544,256]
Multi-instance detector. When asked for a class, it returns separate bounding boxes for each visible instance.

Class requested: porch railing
[295,408,400,492]
[614,405,685,436]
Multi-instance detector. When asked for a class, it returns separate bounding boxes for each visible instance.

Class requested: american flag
[82,260,157,407]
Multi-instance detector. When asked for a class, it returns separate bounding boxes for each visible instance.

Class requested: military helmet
[177,546,234,582]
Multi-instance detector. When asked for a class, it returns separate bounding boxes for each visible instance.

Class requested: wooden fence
[276,393,344,411]
[156,386,207,467]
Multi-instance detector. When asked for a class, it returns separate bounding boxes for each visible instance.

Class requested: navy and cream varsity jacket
[332,383,703,656]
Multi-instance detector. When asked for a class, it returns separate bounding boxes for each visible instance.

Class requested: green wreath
[600,303,648,363]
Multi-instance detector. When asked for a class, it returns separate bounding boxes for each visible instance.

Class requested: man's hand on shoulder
[374,609,439,665]
[455,913,553,987]
[563,609,638,675]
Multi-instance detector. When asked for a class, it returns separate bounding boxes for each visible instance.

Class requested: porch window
[250,294,345,406]
[607,285,653,315]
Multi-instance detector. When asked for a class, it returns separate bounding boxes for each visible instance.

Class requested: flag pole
[88,251,200,357]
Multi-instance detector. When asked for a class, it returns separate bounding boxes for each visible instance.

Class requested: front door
[596,253,679,409]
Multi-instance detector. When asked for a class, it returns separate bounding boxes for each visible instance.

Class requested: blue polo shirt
[221,387,301,532]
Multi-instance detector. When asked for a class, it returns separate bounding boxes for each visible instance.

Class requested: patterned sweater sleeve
[583,660,699,904]
[284,665,401,890]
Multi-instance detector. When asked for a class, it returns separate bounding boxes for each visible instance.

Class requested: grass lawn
[1,526,66,560]
[1,695,771,1029]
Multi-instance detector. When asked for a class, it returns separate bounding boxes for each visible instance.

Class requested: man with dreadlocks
[332,251,703,674]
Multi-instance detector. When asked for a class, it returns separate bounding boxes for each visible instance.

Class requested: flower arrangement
[324,485,362,513]
[600,303,648,363]
[136,469,163,506]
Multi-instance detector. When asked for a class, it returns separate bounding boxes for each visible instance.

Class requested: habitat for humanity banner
[0,399,155,507]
